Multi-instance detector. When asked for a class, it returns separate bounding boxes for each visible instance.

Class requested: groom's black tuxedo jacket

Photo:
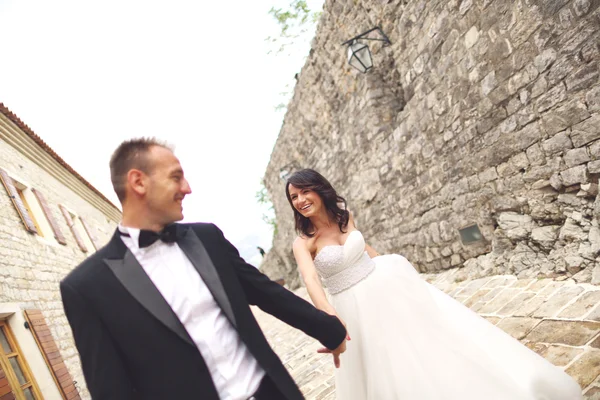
[60,222,346,400]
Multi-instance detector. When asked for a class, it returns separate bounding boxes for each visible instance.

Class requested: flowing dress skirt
[329,254,583,400]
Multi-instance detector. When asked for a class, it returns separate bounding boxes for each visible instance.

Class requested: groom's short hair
[109,137,173,202]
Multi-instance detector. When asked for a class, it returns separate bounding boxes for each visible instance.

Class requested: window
[57,205,101,252]
[72,214,95,252]
[0,169,38,235]
[0,169,66,246]
[0,167,101,251]
[13,184,43,239]
[59,205,91,253]
[0,321,42,400]
[30,189,67,245]
[23,310,80,400]
[79,217,102,250]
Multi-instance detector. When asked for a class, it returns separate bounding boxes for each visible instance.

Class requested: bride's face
[288,184,323,218]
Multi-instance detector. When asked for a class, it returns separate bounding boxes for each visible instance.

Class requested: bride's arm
[292,237,337,316]
[365,244,380,258]
[348,210,380,258]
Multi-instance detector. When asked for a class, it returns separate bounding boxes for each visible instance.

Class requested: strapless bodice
[313,230,375,294]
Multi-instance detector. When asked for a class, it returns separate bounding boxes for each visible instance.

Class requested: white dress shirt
[118,225,265,400]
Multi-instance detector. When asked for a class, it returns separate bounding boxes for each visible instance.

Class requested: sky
[0,0,323,266]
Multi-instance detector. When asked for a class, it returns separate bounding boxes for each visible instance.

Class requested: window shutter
[79,217,102,250]
[0,368,15,400]
[31,188,67,245]
[23,310,81,400]
[58,205,88,253]
[0,168,38,234]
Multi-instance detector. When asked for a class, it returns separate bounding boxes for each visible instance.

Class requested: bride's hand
[318,339,346,368]
[335,314,351,341]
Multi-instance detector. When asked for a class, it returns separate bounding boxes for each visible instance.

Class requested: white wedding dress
[313,230,583,400]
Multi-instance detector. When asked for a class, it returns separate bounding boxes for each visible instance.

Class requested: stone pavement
[252,286,336,400]
[253,270,600,399]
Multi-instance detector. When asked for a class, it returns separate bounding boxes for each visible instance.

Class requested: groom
[60,137,347,400]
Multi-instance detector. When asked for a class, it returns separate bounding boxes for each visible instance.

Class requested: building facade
[0,103,120,400]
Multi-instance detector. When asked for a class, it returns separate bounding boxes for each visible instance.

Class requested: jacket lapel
[103,231,195,347]
[177,226,237,329]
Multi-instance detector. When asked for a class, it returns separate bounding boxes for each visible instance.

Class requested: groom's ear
[127,169,147,197]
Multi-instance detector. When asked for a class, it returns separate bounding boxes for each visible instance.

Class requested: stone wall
[0,113,119,399]
[262,0,600,288]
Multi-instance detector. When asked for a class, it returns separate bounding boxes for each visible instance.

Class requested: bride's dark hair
[285,169,349,237]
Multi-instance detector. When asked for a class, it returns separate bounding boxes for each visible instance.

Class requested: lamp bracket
[341,26,391,47]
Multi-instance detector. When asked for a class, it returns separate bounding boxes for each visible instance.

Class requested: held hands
[317,339,347,368]
[317,315,351,368]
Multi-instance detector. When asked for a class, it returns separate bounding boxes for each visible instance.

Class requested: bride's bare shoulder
[293,235,317,254]
[293,235,310,249]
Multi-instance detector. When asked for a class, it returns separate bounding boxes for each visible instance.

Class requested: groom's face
[145,146,192,225]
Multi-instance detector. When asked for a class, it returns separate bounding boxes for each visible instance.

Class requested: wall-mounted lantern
[341,26,391,73]
[279,162,299,182]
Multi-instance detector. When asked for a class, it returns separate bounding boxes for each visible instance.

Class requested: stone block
[536,83,567,113]
[525,342,548,356]
[497,212,534,239]
[531,76,548,99]
[525,320,600,346]
[583,385,600,400]
[496,317,542,340]
[465,26,480,48]
[565,148,591,167]
[483,316,501,325]
[528,278,553,292]
[526,143,546,166]
[481,71,496,96]
[587,85,600,113]
[479,288,524,314]
[514,295,547,317]
[497,292,538,316]
[573,0,591,16]
[456,277,491,297]
[463,289,492,308]
[572,114,600,147]
[534,48,557,73]
[539,345,585,367]
[517,104,538,127]
[566,63,599,93]
[565,349,600,389]
[560,165,588,187]
[560,219,589,241]
[523,165,555,182]
[589,161,600,174]
[532,286,585,318]
[511,279,535,289]
[592,265,600,286]
[541,99,591,136]
[542,131,573,155]
[531,226,561,247]
[585,303,600,321]
[559,290,600,318]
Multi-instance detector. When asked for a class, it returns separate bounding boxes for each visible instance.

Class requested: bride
[286,168,582,400]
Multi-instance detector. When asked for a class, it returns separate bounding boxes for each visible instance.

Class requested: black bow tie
[120,224,178,248]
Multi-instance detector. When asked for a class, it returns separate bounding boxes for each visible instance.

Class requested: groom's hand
[317,312,349,367]
[317,339,346,368]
